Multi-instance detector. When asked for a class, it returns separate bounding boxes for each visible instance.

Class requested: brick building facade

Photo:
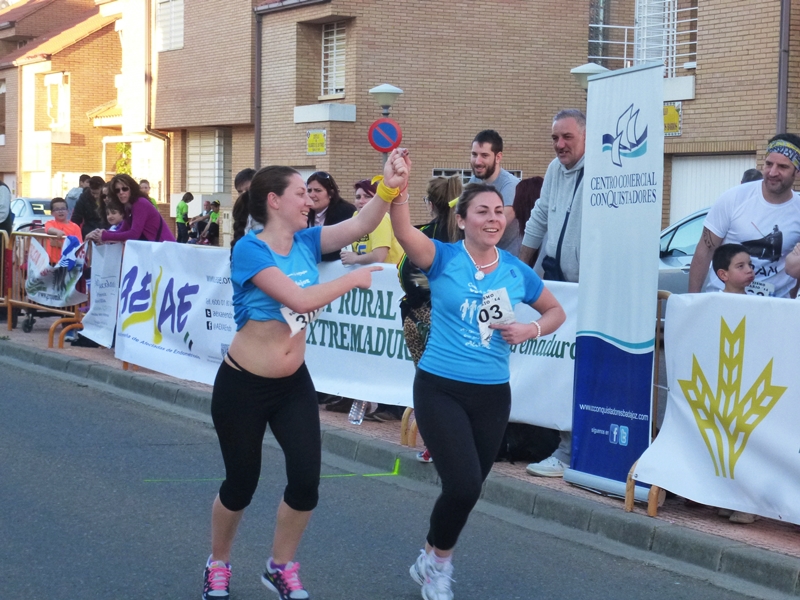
[153,0,589,230]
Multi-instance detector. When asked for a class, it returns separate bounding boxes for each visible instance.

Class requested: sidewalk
[1,316,799,596]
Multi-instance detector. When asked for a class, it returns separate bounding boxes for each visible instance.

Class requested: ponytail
[443,175,462,243]
[230,190,250,257]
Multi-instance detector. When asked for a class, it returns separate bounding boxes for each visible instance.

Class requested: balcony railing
[589,3,697,78]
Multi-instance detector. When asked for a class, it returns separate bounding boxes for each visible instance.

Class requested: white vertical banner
[567,62,664,499]
[635,294,800,525]
[81,243,124,348]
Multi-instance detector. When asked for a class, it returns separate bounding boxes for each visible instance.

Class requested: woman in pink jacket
[85,174,175,244]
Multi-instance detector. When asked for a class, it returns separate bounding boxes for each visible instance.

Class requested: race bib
[477,288,515,347]
[746,280,775,297]
[280,306,322,337]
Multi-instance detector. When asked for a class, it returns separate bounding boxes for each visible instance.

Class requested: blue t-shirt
[231,227,322,330]
[419,240,544,384]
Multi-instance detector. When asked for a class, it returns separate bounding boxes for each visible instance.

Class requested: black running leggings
[413,368,511,551]
[211,359,320,513]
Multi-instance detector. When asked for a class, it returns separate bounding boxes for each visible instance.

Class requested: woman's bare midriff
[224,319,306,378]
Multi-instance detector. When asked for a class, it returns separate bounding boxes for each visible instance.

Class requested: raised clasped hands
[382,148,411,190]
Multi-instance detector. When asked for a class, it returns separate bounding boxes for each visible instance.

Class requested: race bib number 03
[280,306,322,337]
[478,288,515,347]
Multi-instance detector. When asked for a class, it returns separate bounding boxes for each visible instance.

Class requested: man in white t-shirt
[688,134,800,298]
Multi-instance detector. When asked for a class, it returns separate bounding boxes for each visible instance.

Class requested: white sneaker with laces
[422,558,454,600]
[409,549,429,586]
[526,455,567,477]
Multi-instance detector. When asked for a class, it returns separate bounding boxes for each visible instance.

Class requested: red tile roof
[0,0,59,27]
[0,8,117,69]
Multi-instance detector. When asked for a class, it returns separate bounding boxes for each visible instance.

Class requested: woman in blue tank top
[391,182,566,600]
[201,150,410,600]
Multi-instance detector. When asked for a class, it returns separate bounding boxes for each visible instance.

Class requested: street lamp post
[570,62,610,90]
[369,84,403,164]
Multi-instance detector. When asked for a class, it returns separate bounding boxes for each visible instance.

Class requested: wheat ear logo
[678,317,786,478]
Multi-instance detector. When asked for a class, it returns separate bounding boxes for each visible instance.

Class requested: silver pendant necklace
[462,241,499,280]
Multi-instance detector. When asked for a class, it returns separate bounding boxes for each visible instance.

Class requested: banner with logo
[81,243,123,348]
[567,62,664,499]
[108,245,577,428]
[25,237,88,308]
[114,242,235,383]
[634,293,800,524]
[307,264,577,429]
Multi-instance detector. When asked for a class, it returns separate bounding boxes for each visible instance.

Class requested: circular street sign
[368,118,403,153]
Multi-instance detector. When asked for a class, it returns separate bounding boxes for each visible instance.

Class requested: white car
[10,197,54,231]
[658,208,708,294]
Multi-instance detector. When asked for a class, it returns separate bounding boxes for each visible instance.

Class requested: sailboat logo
[602,104,648,167]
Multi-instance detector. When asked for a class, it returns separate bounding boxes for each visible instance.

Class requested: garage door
[670,154,756,224]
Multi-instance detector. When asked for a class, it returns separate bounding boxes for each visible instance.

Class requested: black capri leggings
[211,359,321,513]
[413,368,511,551]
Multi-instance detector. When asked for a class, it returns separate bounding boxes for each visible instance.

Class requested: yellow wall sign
[307,129,327,155]
[664,102,681,137]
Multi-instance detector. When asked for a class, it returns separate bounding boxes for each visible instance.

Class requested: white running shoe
[526,455,568,477]
[422,558,454,600]
[409,549,429,586]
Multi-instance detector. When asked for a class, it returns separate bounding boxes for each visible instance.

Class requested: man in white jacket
[519,108,586,478]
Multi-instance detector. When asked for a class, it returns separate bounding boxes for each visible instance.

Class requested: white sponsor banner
[305,263,415,406]
[634,293,800,524]
[113,242,235,384]
[509,281,577,431]
[81,243,123,347]
[307,263,577,429]
[25,237,88,308]
[109,247,577,428]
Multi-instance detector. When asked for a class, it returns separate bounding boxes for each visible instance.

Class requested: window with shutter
[321,22,346,96]
[157,0,184,52]
[187,129,232,194]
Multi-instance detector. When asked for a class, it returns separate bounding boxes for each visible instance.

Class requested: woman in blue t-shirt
[201,150,410,600]
[391,182,566,600]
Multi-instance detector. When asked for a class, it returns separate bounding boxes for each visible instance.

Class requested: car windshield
[661,215,704,257]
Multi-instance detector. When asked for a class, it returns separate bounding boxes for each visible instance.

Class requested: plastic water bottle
[348,400,368,425]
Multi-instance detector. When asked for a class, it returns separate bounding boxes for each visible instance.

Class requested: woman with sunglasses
[306,171,356,261]
[201,150,410,600]
[390,182,565,600]
[85,174,175,244]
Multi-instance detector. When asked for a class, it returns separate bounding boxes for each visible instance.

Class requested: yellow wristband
[376,181,400,203]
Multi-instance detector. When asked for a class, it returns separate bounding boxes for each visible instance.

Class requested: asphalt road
[0,359,783,600]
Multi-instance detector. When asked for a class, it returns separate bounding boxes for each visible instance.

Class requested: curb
[1,339,798,596]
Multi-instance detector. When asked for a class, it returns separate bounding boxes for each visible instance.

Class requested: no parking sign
[368,118,402,153]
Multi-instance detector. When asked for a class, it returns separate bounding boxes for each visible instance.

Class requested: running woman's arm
[320,148,410,254]
[490,287,566,345]
[251,264,382,315]
[389,191,436,271]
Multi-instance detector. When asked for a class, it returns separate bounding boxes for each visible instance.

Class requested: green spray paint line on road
[145,458,401,483]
